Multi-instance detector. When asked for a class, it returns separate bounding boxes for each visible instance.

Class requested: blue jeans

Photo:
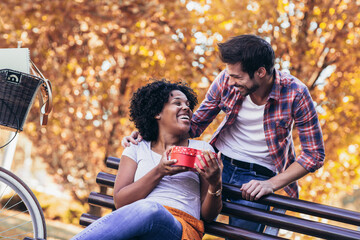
[72,199,182,240]
[221,155,271,234]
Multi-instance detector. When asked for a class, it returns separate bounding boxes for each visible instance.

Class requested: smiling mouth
[235,85,247,90]
[178,115,190,120]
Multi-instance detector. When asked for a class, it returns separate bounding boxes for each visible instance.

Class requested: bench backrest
[80,156,360,240]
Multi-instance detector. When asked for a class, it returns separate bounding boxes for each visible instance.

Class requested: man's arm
[242,86,325,200]
[292,87,325,172]
[190,71,225,138]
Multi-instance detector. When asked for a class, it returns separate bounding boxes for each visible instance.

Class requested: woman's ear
[155,115,161,120]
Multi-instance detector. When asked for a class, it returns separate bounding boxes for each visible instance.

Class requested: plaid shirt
[190,69,325,198]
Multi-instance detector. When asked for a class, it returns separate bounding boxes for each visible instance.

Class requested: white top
[122,139,214,219]
[215,95,275,172]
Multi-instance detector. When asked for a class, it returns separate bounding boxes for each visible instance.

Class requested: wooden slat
[223,183,360,226]
[86,191,360,240]
[79,213,100,227]
[205,221,287,240]
[88,192,115,210]
[96,172,115,187]
[96,170,360,227]
[106,156,120,170]
[222,201,360,240]
[78,156,360,240]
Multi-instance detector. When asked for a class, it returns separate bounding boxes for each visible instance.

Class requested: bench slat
[106,156,121,170]
[96,171,360,226]
[224,183,360,226]
[82,156,360,239]
[223,201,360,240]
[205,221,287,240]
[87,191,360,240]
[79,212,285,240]
[79,213,99,227]
[88,192,115,210]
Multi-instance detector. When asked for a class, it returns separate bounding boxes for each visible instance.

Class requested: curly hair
[129,79,198,141]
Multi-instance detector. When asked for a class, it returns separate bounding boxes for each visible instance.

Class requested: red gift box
[171,146,214,170]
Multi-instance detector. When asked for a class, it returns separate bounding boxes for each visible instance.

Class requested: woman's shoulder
[188,139,214,152]
[123,140,151,156]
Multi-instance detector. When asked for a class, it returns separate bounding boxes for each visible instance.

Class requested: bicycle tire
[0,167,47,239]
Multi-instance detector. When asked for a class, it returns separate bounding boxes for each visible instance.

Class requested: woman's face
[157,90,192,135]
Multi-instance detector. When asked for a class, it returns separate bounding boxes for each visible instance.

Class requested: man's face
[227,62,260,96]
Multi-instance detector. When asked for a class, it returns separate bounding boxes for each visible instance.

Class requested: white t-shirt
[122,139,214,219]
[215,95,275,172]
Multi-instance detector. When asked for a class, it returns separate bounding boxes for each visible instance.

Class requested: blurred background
[0,0,359,239]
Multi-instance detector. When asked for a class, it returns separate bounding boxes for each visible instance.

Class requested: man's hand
[240,162,309,201]
[121,130,142,147]
[240,179,275,201]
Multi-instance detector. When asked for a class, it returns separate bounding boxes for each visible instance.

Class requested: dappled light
[0,0,360,239]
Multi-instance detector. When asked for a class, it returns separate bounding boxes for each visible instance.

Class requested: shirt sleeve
[189,71,225,138]
[122,143,138,164]
[202,141,215,152]
[294,88,325,172]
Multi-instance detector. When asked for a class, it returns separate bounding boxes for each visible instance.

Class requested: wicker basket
[0,69,43,132]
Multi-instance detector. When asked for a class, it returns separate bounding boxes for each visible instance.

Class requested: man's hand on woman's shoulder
[121,130,143,147]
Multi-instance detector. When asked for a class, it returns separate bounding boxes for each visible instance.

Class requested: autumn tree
[0,0,359,220]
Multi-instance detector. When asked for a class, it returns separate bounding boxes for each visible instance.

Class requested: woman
[72,80,223,240]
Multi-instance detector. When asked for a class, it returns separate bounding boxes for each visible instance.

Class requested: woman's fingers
[162,146,189,175]
[200,150,220,171]
[195,150,223,187]
[217,152,224,170]
[161,149,221,177]
[197,154,207,170]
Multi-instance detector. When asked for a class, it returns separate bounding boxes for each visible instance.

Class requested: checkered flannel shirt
[190,69,325,198]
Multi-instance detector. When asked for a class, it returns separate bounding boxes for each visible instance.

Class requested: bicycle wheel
[0,167,46,239]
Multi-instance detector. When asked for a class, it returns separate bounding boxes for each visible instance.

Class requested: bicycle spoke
[0,236,23,240]
[0,229,32,239]
[0,184,8,200]
[0,220,32,234]
[0,209,29,223]
[0,192,16,212]
[0,199,24,215]
[0,168,47,239]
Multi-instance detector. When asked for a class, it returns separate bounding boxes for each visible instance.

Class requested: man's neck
[250,73,274,105]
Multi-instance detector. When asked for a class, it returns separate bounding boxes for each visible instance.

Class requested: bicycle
[0,48,52,239]
[0,165,47,240]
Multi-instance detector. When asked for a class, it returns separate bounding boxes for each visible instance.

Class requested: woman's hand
[195,151,223,187]
[198,151,223,222]
[156,147,190,177]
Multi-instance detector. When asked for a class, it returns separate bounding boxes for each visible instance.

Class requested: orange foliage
[0,1,359,228]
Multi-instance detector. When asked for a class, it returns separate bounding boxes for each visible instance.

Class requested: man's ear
[257,67,267,78]
[155,115,161,120]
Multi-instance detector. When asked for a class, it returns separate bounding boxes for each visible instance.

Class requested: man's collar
[268,69,281,101]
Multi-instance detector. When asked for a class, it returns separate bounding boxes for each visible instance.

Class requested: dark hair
[218,34,275,78]
[129,79,198,141]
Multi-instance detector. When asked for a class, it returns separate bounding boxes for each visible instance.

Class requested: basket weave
[0,69,42,132]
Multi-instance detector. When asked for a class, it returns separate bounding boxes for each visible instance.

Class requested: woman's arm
[196,151,223,222]
[113,148,189,209]
[113,155,163,209]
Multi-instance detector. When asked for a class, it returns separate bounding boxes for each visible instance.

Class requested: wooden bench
[79,156,360,240]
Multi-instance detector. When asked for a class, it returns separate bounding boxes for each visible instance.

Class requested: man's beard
[238,84,259,96]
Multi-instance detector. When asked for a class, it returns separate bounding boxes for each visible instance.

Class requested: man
[122,34,325,233]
